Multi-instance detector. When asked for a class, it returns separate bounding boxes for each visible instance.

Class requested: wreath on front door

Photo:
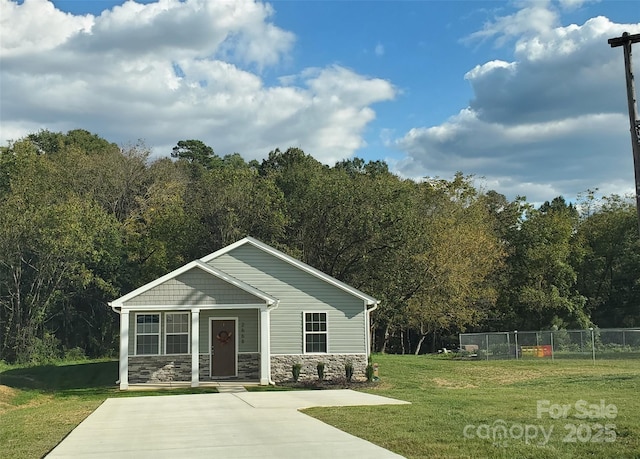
[216,330,233,345]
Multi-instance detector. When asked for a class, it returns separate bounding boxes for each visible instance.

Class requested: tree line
[0,129,638,363]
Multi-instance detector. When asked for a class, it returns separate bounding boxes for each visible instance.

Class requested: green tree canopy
[171,139,220,169]
[2,129,639,361]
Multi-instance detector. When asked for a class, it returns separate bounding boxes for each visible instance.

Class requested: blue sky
[1,0,639,203]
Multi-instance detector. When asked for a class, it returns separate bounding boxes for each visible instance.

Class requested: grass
[0,359,217,459]
[304,355,640,459]
[1,356,639,458]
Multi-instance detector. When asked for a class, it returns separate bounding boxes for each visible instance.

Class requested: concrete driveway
[46,389,409,458]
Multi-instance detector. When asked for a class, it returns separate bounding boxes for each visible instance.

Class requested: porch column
[260,307,270,385]
[119,310,129,390]
[191,308,200,387]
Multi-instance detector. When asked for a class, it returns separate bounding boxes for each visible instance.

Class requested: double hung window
[165,313,189,354]
[304,312,327,353]
[136,314,160,355]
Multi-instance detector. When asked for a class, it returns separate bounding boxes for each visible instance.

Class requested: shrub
[365,363,374,382]
[317,362,325,381]
[292,363,302,382]
[17,332,62,365]
[345,361,354,381]
[64,347,87,361]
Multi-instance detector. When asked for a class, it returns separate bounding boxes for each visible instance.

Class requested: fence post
[486,334,490,361]
[514,330,518,360]
[590,327,596,364]
[506,332,511,360]
[550,331,554,361]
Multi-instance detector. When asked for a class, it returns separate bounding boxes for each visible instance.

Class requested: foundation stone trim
[270,354,368,382]
[128,355,191,383]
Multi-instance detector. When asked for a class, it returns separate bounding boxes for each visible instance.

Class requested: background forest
[1,129,639,363]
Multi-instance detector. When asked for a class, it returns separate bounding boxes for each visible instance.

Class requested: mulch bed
[277,378,378,390]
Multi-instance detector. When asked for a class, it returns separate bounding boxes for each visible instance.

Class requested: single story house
[109,237,379,389]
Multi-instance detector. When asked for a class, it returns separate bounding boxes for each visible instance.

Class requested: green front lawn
[306,355,640,458]
[1,356,638,458]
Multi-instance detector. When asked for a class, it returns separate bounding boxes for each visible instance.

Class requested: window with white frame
[304,312,328,353]
[136,313,160,355]
[165,312,190,354]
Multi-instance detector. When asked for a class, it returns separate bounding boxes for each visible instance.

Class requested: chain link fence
[458,328,640,361]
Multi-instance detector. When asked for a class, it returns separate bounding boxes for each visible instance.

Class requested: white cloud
[65,0,295,68]
[557,0,599,11]
[0,0,94,57]
[397,3,640,202]
[465,60,516,80]
[468,1,559,45]
[0,0,395,164]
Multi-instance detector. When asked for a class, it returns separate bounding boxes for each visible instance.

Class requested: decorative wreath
[216,330,233,345]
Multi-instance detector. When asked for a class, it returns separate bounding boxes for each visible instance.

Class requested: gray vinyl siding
[198,309,259,354]
[123,268,262,307]
[206,244,366,354]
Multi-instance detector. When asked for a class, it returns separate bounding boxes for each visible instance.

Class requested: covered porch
[117,304,274,390]
[108,260,279,390]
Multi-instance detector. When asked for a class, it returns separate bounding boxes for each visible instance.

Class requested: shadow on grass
[0,360,220,399]
[0,360,118,392]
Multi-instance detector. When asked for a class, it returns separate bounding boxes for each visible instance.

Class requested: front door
[211,319,236,377]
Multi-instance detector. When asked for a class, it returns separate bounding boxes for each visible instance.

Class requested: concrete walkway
[46,389,409,458]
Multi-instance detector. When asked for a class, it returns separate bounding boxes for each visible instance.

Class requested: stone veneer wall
[199,353,260,380]
[131,353,371,384]
[199,354,210,380]
[129,353,261,383]
[129,356,191,383]
[237,353,260,380]
[270,354,368,382]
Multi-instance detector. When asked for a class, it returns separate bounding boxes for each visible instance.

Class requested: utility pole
[608,32,640,235]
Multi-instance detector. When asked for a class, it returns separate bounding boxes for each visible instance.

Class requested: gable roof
[201,237,378,306]
[109,259,278,308]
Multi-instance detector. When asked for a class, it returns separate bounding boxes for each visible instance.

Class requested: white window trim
[165,312,190,355]
[135,312,161,356]
[303,311,329,354]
